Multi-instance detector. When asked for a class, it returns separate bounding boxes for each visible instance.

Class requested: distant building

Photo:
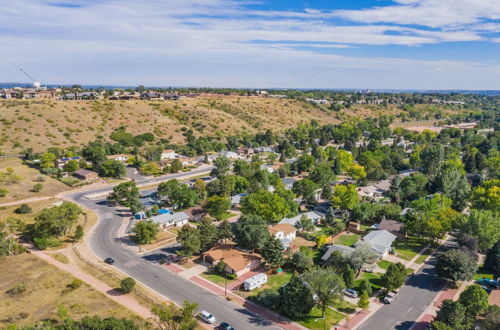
[269,223,296,249]
[279,211,323,227]
[73,169,98,181]
[56,156,81,169]
[161,149,176,160]
[149,211,189,229]
[106,154,131,163]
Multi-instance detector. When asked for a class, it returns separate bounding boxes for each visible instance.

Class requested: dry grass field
[0,96,460,154]
[0,254,146,327]
[0,158,70,203]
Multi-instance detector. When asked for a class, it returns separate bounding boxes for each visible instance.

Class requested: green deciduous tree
[99,159,126,178]
[204,196,231,220]
[458,285,489,317]
[63,159,79,172]
[453,209,500,252]
[302,266,345,318]
[234,214,270,251]
[346,242,379,273]
[482,305,500,330]
[152,301,198,330]
[470,179,500,212]
[33,202,82,238]
[176,225,201,258]
[332,184,358,211]
[39,152,56,168]
[436,249,477,283]
[132,220,159,244]
[278,275,315,319]
[381,262,407,291]
[240,191,290,223]
[157,180,199,209]
[432,299,470,330]
[107,181,140,208]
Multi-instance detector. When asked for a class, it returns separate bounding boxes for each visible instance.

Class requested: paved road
[65,169,279,330]
[357,240,454,330]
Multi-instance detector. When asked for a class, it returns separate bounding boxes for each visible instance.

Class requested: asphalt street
[357,240,453,330]
[66,168,280,330]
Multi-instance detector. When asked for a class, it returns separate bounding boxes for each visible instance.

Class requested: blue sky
[1,0,500,89]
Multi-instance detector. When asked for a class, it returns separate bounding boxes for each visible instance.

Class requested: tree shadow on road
[394,320,416,330]
[235,308,274,327]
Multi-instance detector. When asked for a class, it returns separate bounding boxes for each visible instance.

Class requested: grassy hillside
[0,254,147,327]
[0,96,463,153]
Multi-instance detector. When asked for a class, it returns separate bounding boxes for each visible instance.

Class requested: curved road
[65,168,279,330]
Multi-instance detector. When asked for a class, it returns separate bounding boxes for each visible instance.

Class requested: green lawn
[312,226,335,238]
[354,272,384,293]
[414,248,432,264]
[331,300,357,314]
[474,267,494,280]
[394,237,427,261]
[334,233,361,247]
[377,260,393,270]
[296,307,345,330]
[252,272,292,295]
[200,271,236,286]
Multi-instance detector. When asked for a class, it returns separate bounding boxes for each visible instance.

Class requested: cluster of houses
[0,87,60,99]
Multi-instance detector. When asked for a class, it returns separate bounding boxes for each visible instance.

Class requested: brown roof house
[202,244,262,277]
[74,169,98,181]
[376,218,405,239]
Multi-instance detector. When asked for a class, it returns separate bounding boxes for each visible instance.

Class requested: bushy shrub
[120,277,136,294]
[33,237,61,250]
[15,204,32,214]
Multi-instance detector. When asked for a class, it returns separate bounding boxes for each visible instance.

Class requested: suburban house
[178,157,198,167]
[355,230,397,257]
[281,177,297,190]
[374,218,405,239]
[106,154,131,163]
[161,149,177,160]
[230,193,248,209]
[357,179,391,200]
[202,244,262,277]
[73,169,98,181]
[279,211,323,227]
[269,223,296,249]
[219,150,239,159]
[321,244,354,263]
[150,211,189,229]
[56,156,81,169]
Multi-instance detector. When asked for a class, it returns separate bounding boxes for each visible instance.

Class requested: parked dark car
[218,322,234,330]
[104,257,115,264]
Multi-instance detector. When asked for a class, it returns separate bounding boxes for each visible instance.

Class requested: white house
[269,223,297,249]
[279,211,323,227]
[230,193,248,208]
[355,230,397,257]
[161,149,177,160]
[149,212,189,229]
[281,177,296,190]
[219,150,239,159]
[106,154,130,163]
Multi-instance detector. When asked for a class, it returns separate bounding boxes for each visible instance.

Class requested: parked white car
[383,291,398,304]
[199,311,216,324]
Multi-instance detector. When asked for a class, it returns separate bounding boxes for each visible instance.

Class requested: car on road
[217,322,234,330]
[383,291,398,304]
[104,257,115,264]
[343,288,359,298]
[199,311,216,324]
[143,253,167,263]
